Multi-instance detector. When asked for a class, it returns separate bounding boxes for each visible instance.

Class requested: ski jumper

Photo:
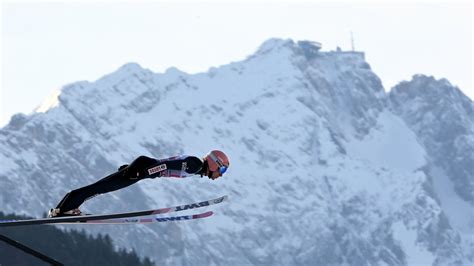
[55,155,204,213]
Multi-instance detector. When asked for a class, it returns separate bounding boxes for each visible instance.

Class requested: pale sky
[1,1,472,127]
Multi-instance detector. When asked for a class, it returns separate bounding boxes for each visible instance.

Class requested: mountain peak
[407,74,454,89]
[390,74,471,107]
[95,62,150,83]
[255,38,295,55]
[117,62,146,74]
[164,66,187,76]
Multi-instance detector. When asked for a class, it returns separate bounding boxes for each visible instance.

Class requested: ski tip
[215,195,228,204]
[193,211,213,219]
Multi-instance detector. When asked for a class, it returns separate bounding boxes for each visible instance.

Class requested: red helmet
[205,150,230,175]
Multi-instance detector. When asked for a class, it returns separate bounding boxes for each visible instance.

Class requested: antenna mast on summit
[351,31,355,51]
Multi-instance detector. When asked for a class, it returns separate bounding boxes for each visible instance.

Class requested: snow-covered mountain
[389,76,474,263]
[0,38,472,265]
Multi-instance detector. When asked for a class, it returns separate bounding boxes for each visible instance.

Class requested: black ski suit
[55,155,205,213]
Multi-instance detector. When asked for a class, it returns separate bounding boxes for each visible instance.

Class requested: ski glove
[118,164,129,171]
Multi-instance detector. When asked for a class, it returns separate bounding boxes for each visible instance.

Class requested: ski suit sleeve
[145,155,203,178]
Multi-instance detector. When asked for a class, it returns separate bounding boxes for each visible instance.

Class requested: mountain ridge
[0,38,471,265]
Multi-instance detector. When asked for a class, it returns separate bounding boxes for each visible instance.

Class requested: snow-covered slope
[0,39,470,265]
[389,75,474,263]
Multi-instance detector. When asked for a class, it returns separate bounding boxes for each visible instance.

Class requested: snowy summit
[0,38,472,265]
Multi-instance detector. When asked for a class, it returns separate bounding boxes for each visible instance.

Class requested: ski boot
[48,208,82,218]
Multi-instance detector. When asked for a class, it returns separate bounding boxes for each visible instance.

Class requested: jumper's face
[207,168,221,180]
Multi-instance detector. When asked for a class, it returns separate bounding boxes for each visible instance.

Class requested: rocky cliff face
[389,75,474,263]
[389,75,473,204]
[0,39,471,265]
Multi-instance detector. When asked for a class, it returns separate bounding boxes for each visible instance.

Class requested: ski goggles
[219,165,228,175]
